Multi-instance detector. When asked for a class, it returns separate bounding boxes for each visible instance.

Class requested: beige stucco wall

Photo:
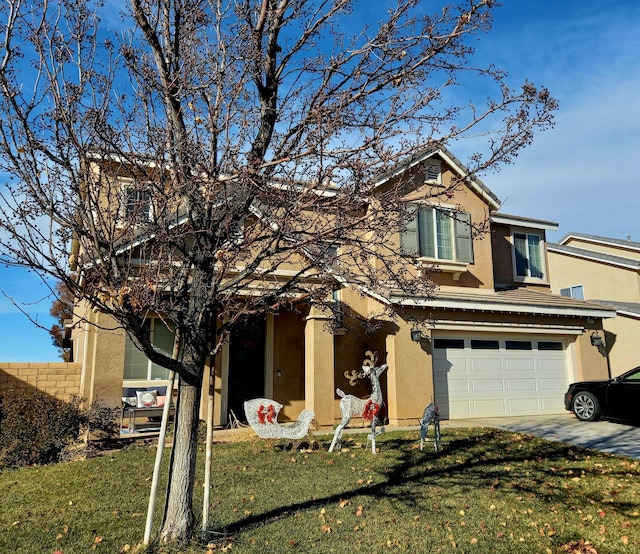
[603,314,640,377]
[374,157,496,290]
[573,331,609,381]
[548,250,640,375]
[384,322,434,425]
[548,251,640,303]
[0,362,82,401]
[75,309,126,410]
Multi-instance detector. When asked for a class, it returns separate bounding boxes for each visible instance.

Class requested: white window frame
[560,284,584,299]
[511,229,548,283]
[401,204,473,264]
[119,179,153,225]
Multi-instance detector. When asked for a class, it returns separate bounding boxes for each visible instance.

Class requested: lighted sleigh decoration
[244,398,316,449]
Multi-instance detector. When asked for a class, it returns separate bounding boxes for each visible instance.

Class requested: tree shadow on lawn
[202,428,639,544]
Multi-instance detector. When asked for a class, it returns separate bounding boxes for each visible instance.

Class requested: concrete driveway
[443,413,640,460]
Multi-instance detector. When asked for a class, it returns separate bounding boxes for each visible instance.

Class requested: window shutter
[454,212,473,263]
[400,204,419,255]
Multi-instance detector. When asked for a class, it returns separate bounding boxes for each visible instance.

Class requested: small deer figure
[419,403,441,452]
[328,360,387,454]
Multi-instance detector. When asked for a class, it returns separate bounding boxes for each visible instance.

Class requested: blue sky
[1,0,639,362]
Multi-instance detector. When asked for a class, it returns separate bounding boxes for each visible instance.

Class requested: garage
[433,335,569,419]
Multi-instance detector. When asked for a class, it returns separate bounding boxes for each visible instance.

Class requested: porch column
[385,324,433,425]
[83,311,126,410]
[304,307,335,428]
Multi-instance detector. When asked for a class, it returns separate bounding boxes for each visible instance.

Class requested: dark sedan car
[565,366,640,422]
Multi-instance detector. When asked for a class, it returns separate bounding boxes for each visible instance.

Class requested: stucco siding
[603,314,640,377]
[548,251,640,303]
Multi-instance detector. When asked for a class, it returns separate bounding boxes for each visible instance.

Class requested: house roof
[370,145,502,211]
[381,287,616,319]
[491,212,558,231]
[547,243,640,271]
[558,232,640,251]
[589,300,640,319]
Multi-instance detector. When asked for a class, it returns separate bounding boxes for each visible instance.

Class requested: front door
[227,315,266,423]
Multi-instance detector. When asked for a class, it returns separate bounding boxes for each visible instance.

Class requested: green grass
[1,428,639,553]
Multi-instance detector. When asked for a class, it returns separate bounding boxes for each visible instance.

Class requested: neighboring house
[548,233,640,377]
[70,148,615,427]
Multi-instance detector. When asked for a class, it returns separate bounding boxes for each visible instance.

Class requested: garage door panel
[507,398,539,412]
[469,358,503,371]
[538,359,566,371]
[504,358,536,372]
[446,379,472,393]
[472,379,505,393]
[539,378,567,391]
[541,397,564,411]
[447,400,471,418]
[506,378,538,392]
[474,399,507,414]
[433,335,568,419]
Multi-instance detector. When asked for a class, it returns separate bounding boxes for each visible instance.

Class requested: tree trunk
[160,371,203,542]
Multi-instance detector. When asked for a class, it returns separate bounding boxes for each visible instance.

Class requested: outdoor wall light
[590,331,605,348]
[411,328,423,342]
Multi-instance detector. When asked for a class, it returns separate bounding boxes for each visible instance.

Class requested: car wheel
[572,391,601,421]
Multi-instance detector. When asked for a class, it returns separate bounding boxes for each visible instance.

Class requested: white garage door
[433,335,568,419]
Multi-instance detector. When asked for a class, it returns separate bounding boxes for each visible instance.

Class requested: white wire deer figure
[329,352,387,454]
[419,402,442,452]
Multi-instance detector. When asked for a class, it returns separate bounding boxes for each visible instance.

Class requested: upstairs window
[513,231,546,281]
[401,205,473,263]
[121,185,152,223]
[560,285,584,299]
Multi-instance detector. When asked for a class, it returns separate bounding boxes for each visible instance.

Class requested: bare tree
[0,0,556,543]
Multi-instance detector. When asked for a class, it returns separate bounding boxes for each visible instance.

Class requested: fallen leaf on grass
[355,505,364,517]
[321,525,332,533]
[560,539,599,553]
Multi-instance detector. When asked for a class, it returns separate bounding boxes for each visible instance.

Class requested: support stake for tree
[202,365,215,531]
[144,331,181,545]
[143,369,175,545]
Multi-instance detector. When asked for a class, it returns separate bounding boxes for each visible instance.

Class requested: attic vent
[424,160,441,184]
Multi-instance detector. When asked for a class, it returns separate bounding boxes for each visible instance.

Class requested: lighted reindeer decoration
[329,351,387,454]
[419,402,442,452]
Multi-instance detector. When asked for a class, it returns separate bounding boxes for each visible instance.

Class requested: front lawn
[1,428,639,553]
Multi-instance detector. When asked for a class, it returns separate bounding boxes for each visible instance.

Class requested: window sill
[513,276,549,285]
[419,258,469,280]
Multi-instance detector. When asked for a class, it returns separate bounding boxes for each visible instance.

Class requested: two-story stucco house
[71,148,615,429]
[548,233,640,377]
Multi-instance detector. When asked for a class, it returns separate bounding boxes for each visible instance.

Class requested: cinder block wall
[0,363,82,402]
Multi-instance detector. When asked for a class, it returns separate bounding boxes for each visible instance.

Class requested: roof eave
[387,295,616,319]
